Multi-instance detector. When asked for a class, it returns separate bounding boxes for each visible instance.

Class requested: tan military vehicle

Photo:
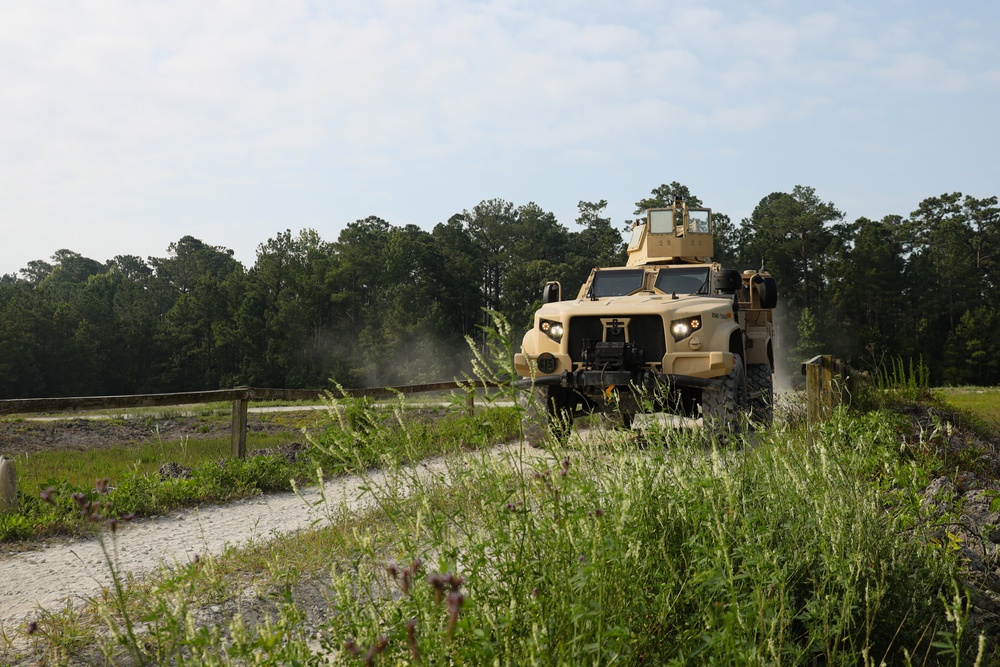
[514,199,777,438]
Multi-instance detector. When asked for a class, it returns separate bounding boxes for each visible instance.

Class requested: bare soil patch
[0,413,310,455]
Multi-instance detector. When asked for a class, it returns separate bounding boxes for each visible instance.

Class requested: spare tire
[754,276,778,309]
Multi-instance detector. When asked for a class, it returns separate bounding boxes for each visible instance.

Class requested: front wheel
[519,385,573,446]
[701,355,748,432]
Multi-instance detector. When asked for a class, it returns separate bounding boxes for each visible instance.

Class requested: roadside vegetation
[2,346,996,665]
[0,401,519,543]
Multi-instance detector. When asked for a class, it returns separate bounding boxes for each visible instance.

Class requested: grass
[5,396,982,665]
[939,386,1000,425]
[15,437,231,491]
[6,407,320,495]
[0,324,989,665]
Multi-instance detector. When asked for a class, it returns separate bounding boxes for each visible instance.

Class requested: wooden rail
[0,381,498,459]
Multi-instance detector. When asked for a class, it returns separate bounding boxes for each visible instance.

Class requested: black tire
[519,385,573,446]
[620,411,634,430]
[746,363,774,426]
[701,355,747,432]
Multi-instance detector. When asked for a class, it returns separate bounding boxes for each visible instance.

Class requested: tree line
[1,182,997,399]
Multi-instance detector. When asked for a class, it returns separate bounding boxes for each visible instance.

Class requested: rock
[158,462,193,480]
[921,476,956,513]
[249,442,307,463]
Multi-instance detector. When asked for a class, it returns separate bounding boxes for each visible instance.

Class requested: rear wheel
[746,363,774,426]
[701,355,747,432]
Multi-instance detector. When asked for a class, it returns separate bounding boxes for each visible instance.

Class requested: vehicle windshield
[654,267,710,295]
[589,269,646,297]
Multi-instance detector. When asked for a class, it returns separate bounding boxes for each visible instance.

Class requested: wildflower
[406,618,419,660]
[446,591,465,640]
[428,573,447,603]
[26,620,37,635]
[362,636,388,666]
[343,638,361,658]
[40,487,55,504]
[560,457,570,476]
[96,477,111,494]
[401,568,412,595]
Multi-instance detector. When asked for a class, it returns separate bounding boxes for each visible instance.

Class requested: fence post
[231,388,250,459]
[804,354,843,429]
[0,455,16,514]
[802,354,833,426]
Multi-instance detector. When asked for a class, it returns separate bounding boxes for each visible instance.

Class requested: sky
[2,0,999,276]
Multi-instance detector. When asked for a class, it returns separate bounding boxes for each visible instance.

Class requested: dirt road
[0,469,371,630]
[0,441,553,633]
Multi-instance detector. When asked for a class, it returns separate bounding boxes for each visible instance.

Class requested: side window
[627,222,646,251]
[648,209,674,234]
[688,210,710,234]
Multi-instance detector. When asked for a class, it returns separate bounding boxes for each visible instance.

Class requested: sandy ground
[0,461,412,631]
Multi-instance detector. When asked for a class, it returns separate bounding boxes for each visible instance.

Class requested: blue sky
[2,0,998,275]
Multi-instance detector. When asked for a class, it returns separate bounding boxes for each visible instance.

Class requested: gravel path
[0,463,411,631]
[0,442,552,633]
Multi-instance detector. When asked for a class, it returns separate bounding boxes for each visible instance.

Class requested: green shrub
[0,512,33,541]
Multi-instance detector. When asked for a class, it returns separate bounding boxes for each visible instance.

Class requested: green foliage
[305,384,519,478]
[4,182,1000,395]
[794,306,822,362]
[0,512,33,541]
[875,356,932,399]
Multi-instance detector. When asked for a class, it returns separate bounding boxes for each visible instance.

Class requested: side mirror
[542,281,562,304]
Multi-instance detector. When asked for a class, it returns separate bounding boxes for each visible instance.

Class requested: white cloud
[873,53,972,92]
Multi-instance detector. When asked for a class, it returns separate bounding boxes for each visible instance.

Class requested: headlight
[540,319,564,342]
[670,316,702,341]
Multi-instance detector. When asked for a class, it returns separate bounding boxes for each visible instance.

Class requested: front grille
[566,315,666,365]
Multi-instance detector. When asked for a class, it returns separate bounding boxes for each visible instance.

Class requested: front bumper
[513,367,726,393]
[514,350,735,390]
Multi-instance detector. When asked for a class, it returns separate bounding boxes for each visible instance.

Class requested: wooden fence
[0,381,497,459]
[801,355,849,426]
